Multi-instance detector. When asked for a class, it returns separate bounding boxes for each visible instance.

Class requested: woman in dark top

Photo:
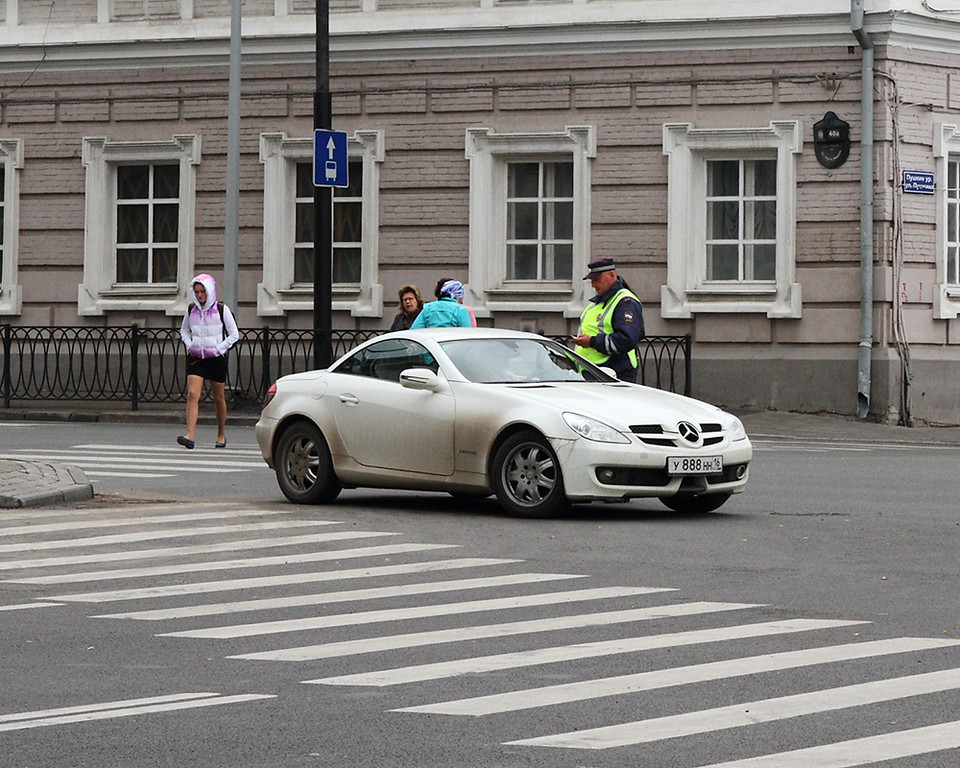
[389,284,425,331]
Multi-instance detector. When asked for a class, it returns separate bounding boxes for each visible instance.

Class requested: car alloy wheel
[492,430,569,518]
[274,420,341,504]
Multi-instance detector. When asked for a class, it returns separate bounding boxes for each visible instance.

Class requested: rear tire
[492,430,569,518]
[660,492,731,514]
[274,421,341,504]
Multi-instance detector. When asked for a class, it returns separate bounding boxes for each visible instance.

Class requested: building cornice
[0,7,956,72]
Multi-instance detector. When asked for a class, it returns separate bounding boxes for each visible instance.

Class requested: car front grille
[629,421,725,448]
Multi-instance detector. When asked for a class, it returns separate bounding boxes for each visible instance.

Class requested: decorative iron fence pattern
[1,324,690,409]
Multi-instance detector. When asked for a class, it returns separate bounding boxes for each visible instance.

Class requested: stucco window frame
[257,130,384,318]
[465,125,596,319]
[661,121,802,319]
[79,134,201,317]
[933,123,960,319]
[0,139,23,316]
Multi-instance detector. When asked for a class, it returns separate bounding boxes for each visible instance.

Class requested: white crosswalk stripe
[95,572,590,620]
[40,557,520,602]
[230,601,761,661]
[1,442,267,478]
[0,601,64,612]
[306,619,868,687]
[397,637,960,716]
[508,668,960,748]
[696,721,960,768]
[0,692,276,732]
[160,585,676,639]
[0,506,301,537]
[2,501,959,767]
[7,541,451,583]
[0,518,336,554]
[0,534,430,573]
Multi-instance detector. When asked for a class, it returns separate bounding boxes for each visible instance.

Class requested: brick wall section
[194,0,275,17]
[28,0,98,24]
[3,26,960,418]
[1,43,880,325]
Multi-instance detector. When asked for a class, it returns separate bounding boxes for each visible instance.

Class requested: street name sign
[902,170,935,195]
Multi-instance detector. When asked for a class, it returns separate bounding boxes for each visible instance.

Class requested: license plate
[667,456,723,475]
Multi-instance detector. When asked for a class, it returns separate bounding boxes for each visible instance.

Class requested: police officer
[573,257,645,382]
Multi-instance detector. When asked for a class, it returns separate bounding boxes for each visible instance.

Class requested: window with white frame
[293,159,364,285]
[705,159,777,281]
[661,122,802,319]
[466,126,595,319]
[79,135,200,317]
[115,164,180,285]
[934,124,960,319]
[111,0,182,20]
[948,160,960,285]
[258,131,384,318]
[506,161,574,281]
[0,139,23,315]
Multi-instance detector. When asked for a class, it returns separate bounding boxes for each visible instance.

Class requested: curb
[0,460,94,509]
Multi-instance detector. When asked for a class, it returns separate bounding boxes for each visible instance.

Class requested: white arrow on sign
[326,137,337,159]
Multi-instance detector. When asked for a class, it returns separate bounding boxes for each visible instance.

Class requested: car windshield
[440,338,616,384]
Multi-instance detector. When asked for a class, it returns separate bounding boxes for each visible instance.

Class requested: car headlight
[562,412,631,444]
[718,411,748,441]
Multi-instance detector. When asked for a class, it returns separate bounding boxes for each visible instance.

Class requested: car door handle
[338,394,360,405]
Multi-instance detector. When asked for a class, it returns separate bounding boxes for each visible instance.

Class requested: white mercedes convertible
[256,328,752,517]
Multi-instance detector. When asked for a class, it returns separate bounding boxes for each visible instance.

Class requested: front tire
[660,492,731,514]
[274,420,341,504]
[492,430,569,518]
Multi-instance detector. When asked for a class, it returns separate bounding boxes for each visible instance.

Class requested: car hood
[494,381,729,429]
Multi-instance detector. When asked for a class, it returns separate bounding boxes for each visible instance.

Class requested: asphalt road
[1,419,958,767]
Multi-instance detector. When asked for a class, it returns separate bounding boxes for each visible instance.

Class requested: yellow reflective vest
[575,286,640,369]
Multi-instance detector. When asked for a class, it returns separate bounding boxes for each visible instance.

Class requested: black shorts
[186,354,227,383]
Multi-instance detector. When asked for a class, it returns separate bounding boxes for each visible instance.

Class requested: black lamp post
[313,0,333,369]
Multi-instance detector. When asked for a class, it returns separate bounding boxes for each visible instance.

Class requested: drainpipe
[852,0,874,420]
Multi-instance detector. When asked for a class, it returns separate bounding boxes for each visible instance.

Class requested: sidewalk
[0,459,94,508]
[0,403,257,508]
[0,405,957,509]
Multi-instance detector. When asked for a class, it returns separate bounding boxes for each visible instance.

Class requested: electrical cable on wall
[3,1,54,97]
[922,0,960,14]
[878,69,914,427]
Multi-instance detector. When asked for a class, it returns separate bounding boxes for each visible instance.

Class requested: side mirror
[399,368,441,391]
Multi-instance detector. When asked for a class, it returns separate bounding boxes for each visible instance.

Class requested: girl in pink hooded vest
[177,274,239,449]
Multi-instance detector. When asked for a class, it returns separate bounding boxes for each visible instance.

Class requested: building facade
[1,0,960,423]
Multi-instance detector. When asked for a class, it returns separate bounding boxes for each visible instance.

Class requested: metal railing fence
[1,324,690,409]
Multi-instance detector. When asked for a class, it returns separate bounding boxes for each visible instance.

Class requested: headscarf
[440,280,465,300]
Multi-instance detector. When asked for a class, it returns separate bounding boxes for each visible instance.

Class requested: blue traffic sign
[313,129,349,188]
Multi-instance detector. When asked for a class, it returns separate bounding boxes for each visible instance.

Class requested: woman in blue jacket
[410,280,473,328]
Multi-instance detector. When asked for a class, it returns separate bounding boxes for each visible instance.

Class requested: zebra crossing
[1,501,959,766]
[0,441,266,478]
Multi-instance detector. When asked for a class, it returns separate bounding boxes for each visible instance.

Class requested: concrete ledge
[0,460,94,508]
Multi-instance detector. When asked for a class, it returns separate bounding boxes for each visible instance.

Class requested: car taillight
[262,383,277,409]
